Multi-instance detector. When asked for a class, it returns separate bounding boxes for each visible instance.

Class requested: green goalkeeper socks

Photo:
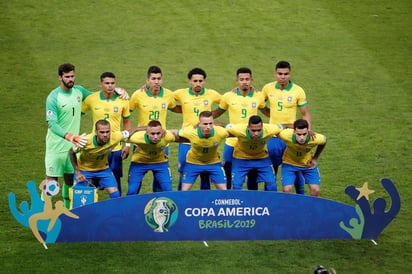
[62,183,71,208]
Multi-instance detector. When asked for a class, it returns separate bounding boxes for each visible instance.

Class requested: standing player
[127,120,188,195]
[45,63,92,208]
[177,111,228,191]
[226,115,283,191]
[262,61,313,194]
[212,67,266,189]
[174,68,221,190]
[129,65,179,192]
[81,72,131,196]
[278,119,326,197]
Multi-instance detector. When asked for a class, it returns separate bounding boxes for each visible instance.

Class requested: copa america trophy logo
[144,197,178,232]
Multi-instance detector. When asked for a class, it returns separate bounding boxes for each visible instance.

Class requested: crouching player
[278,119,326,197]
[127,120,188,195]
[69,119,137,198]
[177,111,228,191]
[226,115,283,191]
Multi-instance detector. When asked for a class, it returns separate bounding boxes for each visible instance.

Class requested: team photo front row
[67,114,326,200]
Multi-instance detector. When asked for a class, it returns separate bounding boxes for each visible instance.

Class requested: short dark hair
[100,72,116,81]
[188,68,206,79]
[236,67,252,76]
[275,61,291,70]
[58,63,75,76]
[147,66,162,77]
[95,119,110,130]
[148,120,162,128]
[248,115,262,125]
[293,119,308,129]
[199,110,213,119]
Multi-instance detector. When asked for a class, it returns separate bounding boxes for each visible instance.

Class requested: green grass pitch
[0,0,411,273]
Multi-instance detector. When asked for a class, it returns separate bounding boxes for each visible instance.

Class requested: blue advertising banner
[9,178,400,247]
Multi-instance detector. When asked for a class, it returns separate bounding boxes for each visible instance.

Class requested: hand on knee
[181,184,192,191]
[310,189,320,196]
[309,185,320,196]
[106,187,118,194]
[215,183,227,190]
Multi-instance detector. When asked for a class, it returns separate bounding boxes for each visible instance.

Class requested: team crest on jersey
[113,107,119,113]
[252,102,257,108]
[162,103,166,109]
[77,96,81,102]
[214,141,218,147]
[287,96,293,102]
[203,100,209,106]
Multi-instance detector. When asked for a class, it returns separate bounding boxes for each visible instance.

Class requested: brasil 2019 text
[199,219,256,229]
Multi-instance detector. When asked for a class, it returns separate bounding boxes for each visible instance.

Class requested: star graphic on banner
[355,182,375,201]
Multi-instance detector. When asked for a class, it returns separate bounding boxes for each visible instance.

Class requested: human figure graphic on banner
[28,180,79,249]
[341,178,400,240]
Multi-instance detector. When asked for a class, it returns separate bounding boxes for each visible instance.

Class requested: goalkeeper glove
[65,133,88,148]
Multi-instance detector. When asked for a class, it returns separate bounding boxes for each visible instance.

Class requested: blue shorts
[164,146,169,156]
[108,149,123,178]
[127,162,172,194]
[178,143,190,173]
[76,168,117,189]
[223,144,234,164]
[281,163,320,186]
[232,157,276,189]
[267,137,286,168]
[181,162,226,185]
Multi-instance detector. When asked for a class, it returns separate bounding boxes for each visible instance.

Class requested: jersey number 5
[277,101,283,111]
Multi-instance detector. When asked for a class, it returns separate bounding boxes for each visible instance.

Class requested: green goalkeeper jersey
[45,85,91,153]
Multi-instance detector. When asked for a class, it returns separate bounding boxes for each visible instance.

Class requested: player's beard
[63,80,74,89]
[201,128,211,137]
[241,85,249,92]
[97,136,109,144]
[193,86,202,93]
[277,78,289,88]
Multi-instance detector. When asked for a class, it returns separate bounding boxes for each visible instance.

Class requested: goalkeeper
[45,63,128,208]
